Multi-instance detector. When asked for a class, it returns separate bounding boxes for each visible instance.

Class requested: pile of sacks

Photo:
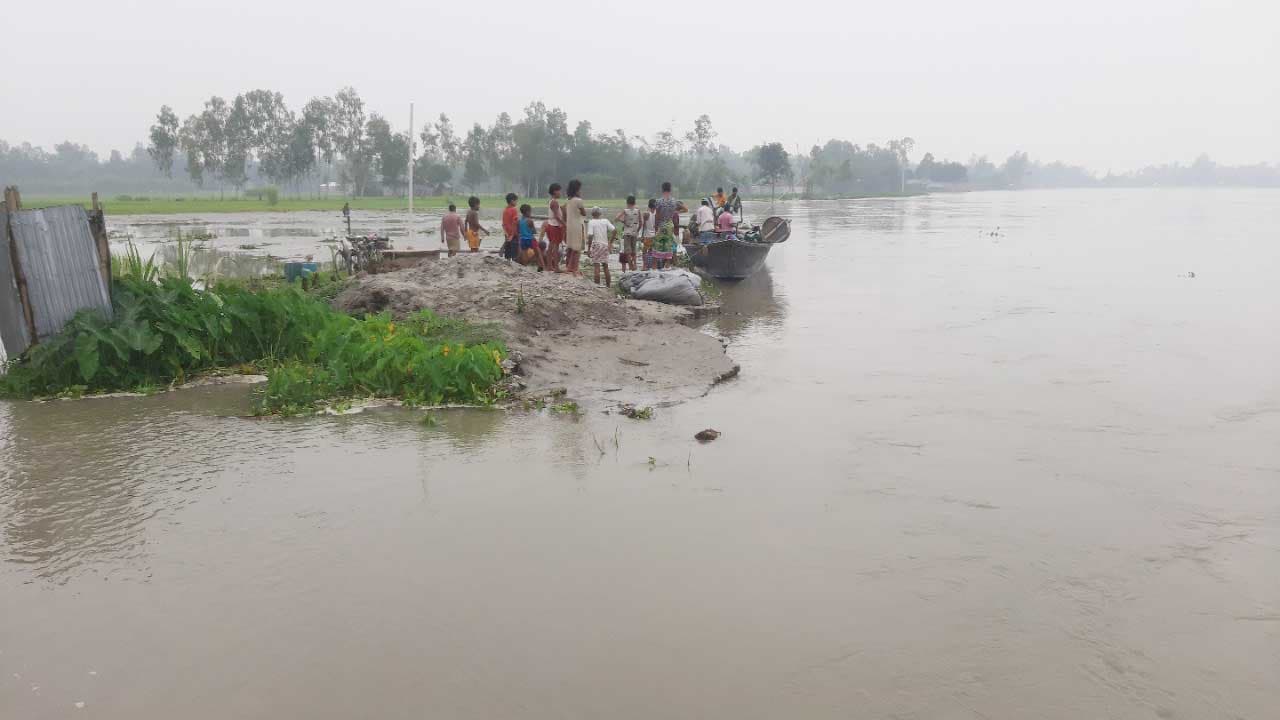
[617,269,705,306]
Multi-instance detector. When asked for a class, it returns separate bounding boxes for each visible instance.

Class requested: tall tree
[302,96,338,164]
[223,99,252,193]
[887,136,915,193]
[282,121,317,194]
[685,114,716,156]
[235,90,295,186]
[511,102,570,196]
[916,152,936,181]
[653,128,683,157]
[485,112,515,189]
[366,114,408,195]
[178,115,205,186]
[747,141,788,197]
[434,113,462,167]
[1001,151,1030,188]
[751,142,791,199]
[178,97,232,194]
[461,123,488,191]
[301,96,337,197]
[332,87,372,195]
[147,105,180,178]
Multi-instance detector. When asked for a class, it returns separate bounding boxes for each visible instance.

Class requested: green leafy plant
[551,401,580,415]
[0,276,507,416]
[113,241,158,283]
[168,233,198,282]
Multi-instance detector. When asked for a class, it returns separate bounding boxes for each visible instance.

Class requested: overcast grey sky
[3,0,1276,172]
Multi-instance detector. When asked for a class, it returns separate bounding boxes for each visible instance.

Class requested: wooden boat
[685,216,791,280]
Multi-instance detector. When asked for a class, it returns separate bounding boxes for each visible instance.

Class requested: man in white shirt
[695,199,716,243]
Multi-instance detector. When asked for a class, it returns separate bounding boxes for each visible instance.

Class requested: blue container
[283,262,319,283]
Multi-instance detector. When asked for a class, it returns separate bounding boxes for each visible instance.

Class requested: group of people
[438,181,743,286]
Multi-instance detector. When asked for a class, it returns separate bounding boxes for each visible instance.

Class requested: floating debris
[695,429,722,443]
[619,404,653,420]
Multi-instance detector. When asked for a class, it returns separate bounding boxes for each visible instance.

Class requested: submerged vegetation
[0,246,507,415]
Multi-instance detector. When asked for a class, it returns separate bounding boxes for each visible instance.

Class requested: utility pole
[407,102,415,247]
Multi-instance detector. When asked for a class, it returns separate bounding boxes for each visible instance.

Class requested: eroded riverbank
[336,255,737,408]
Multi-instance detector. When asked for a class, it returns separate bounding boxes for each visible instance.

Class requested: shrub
[0,276,506,415]
[264,186,280,205]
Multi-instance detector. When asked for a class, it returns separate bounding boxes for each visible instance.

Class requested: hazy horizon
[3,0,1277,174]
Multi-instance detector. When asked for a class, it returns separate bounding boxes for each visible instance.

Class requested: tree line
[3,86,1277,196]
[141,87,807,199]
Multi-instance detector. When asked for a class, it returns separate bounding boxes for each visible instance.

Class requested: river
[2,189,1278,719]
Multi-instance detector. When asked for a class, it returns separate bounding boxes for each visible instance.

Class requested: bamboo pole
[407,102,415,248]
[90,192,112,298]
[4,186,38,344]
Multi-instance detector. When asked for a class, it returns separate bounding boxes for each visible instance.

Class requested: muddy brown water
[3,189,1278,719]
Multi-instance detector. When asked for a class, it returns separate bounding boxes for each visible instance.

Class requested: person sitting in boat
[715,204,737,240]
[713,187,727,208]
[695,199,716,243]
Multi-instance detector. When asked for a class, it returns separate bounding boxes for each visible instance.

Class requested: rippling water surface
[3,189,1278,719]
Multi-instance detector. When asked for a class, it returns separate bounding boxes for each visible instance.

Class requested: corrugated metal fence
[0,201,113,363]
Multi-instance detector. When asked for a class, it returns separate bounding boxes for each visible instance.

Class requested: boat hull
[686,239,773,280]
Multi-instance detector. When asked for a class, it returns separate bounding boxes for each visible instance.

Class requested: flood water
[106,207,510,263]
[3,189,1278,719]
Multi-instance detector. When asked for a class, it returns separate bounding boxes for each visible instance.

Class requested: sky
[2,0,1277,173]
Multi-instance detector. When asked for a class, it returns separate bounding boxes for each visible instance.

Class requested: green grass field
[20,194,644,215]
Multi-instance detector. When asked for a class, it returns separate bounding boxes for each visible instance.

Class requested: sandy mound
[334,255,737,407]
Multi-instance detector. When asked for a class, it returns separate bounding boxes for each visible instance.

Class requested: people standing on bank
[464,196,489,252]
[517,203,544,270]
[713,187,727,208]
[654,181,687,255]
[615,196,641,272]
[501,193,521,260]
[440,203,463,257]
[545,183,565,272]
[640,198,658,270]
[586,207,614,287]
[563,179,588,275]
[654,181,686,229]
[651,216,675,270]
